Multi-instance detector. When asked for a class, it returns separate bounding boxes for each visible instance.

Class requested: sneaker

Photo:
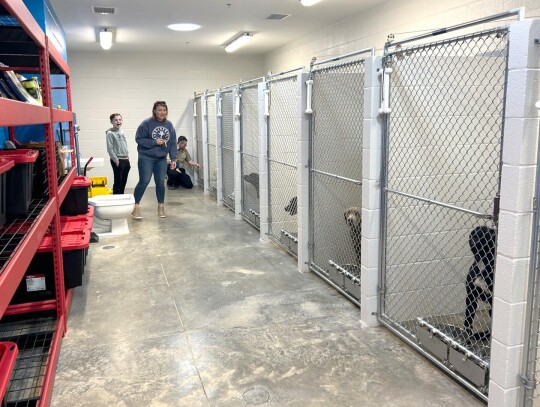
[158,205,166,218]
[131,206,142,219]
[167,185,175,190]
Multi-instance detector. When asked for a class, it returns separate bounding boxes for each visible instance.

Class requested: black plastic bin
[0,159,14,228]
[0,149,38,216]
[60,176,90,216]
[10,229,90,304]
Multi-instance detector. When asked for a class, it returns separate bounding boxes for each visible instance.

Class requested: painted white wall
[69,51,264,189]
[264,0,539,73]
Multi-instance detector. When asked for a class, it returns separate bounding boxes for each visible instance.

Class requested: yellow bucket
[88,186,113,198]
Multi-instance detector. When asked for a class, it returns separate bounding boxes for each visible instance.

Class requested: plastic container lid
[0,149,39,164]
[61,216,93,234]
[72,176,91,188]
[60,205,94,222]
[38,229,91,252]
[0,159,14,175]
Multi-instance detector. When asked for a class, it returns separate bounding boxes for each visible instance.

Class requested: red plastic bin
[60,205,94,233]
[10,229,91,304]
[60,176,90,216]
[0,149,38,216]
[0,341,18,401]
[0,159,15,228]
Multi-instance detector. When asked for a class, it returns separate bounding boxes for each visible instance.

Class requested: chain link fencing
[380,28,509,396]
[240,83,261,228]
[207,94,217,197]
[520,120,540,407]
[220,90,235,209]
[267,75,300,255]
[195,96,204,189]
[309,58,365,303]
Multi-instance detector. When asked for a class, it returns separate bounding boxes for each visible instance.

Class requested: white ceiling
[47,0,384,54]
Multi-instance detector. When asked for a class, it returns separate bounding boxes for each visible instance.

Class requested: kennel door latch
[378,67,392,115]
[263,89,270,117]
[234,92,241,117]
[305,79,314,114]
[217,92,222,117]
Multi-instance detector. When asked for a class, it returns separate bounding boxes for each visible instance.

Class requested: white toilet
[88,194,135,236]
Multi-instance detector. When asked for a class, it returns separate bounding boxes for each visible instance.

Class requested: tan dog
[344,207,362,265]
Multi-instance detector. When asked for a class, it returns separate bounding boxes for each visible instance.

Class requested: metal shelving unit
[0,0,76,405]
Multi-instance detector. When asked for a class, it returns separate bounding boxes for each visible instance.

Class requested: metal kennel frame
[266,69,302,255]
[206,93,218,198]
[194,95,204,189]
[239,78,263,229]
[308,49,372,306]
[520,117,540,407]
[220,89,235,210]
[378,12,516,399]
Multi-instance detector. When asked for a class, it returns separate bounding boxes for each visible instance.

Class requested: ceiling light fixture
[225,33,253,53]
[99,28,113,50]
[168,23,201,32]
[300,0,322,6]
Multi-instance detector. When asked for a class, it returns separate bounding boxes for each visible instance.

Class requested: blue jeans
[133,156,167,204]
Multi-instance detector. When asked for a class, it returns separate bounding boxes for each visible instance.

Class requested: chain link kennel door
[309,58,365,304]
[207,94,218,198]
[379,27,508,397]
[220,90,235,209]
[195,96,204,189]
[240,83,261,229]
[267,75,300,255]
[520,120,540,407]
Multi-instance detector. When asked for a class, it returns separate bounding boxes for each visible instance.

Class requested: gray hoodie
[106,127,129,162]
[135,117,177,161]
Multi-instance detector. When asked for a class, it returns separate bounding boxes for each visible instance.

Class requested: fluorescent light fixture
[99,28,113,50]
[300,0,322,6]
[168,23,201,32]
[225,33,253,53]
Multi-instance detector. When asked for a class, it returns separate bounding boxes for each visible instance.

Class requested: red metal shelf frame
[0,0,77,405]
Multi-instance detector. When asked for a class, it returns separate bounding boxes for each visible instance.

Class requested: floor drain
[242,387,269,405]
[101,245,116,250]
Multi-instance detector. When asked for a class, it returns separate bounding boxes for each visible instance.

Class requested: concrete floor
[51,187,484,407]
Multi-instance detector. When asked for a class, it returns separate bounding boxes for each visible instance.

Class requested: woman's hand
[170,161,177,170]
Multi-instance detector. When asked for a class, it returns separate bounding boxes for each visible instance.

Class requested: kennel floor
[49,187,483,407]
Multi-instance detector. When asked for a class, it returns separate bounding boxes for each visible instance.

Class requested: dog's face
[469,226,496,263]
[284,196,298,216]
[344,207,361,228]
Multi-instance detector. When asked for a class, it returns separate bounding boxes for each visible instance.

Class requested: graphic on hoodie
[152,126,171,142]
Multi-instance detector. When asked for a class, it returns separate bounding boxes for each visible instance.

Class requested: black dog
[464,226,496,341]
[284,196,297,216]
[344,207,362,265]
[243,172,260,198]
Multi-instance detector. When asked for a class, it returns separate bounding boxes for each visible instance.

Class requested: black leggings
[167,167,193,189]
[110,159,131,194]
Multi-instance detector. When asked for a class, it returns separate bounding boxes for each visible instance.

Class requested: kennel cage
[378,21,510,399]
[219,89,235,210]
[194,95,204,189]
[239,79,263,229]
[206,93,218,198]
[308,51,369,305]
[520,111,540,407]
[266,71,302,256]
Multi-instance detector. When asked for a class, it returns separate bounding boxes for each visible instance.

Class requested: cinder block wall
[264,1,539,72]
[69,51,264,189]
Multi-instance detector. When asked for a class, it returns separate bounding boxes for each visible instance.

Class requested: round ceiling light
[167,23,201,32]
